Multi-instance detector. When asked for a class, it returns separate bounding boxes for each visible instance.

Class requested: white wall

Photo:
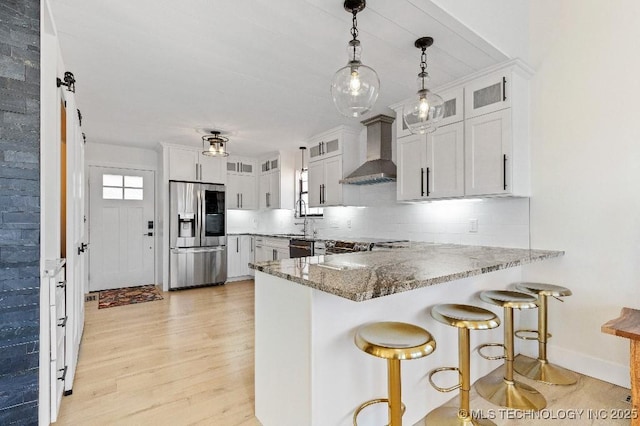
[85,142,158,170]
[228,195,530,249]
[517,0,640,387]
[430,0,530,61]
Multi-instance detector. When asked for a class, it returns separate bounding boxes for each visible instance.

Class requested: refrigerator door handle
[195,187,202,246]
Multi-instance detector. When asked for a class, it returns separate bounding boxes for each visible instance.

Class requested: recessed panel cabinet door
[397,134,427,201]
[322,156,342,206]
[308,161,323,207]
[464,109,512,196]
[199,154,226,184]
[169,148,198,181]
[238,174,256,210]
[426,122,464,198]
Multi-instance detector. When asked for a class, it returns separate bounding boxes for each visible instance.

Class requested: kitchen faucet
[294,198,308,238]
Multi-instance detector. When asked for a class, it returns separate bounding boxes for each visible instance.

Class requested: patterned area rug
[98,285,163,309]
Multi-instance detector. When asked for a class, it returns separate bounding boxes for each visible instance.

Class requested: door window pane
[124,188,143,200]
[103,173,144,201]
[103,187,123,199]
[124,175,143,188]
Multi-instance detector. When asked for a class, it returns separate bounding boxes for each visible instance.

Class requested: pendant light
[402,37,444,134]
[202,131,229,157]
[330,0,379,118]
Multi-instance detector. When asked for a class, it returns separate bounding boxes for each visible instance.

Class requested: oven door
[289,239,313,258]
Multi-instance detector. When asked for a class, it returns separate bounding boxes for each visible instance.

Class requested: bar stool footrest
[515,329,552,341]
[477,342,506,360]
[428,366,461,393]
[353,398,406,426]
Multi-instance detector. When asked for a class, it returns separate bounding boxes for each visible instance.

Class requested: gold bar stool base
[475,375,547,411]
[422,406,496,426]
[513,355,578,385]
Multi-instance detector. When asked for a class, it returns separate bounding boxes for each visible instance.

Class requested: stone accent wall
[0,0,41,424]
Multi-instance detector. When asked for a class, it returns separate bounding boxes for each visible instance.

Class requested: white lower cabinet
[253,237,289,262]
[227,235,255,280]
[397,122,464,201]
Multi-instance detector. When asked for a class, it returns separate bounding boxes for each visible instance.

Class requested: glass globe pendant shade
[331,41,380,118]
[403,72,444,134]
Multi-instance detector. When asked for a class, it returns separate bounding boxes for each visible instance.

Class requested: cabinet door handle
[237,238,239,253]
[57,280,66,289]
[420,168,425,197]
[426,167,431,197]
[58,366,67,382]
[58,316,68,328]
[240,193,243,208]
[237,193,240,209]
[319,185,322,204]
[503,154,507,190]
[502,76,507,101]
[196,163,199,180]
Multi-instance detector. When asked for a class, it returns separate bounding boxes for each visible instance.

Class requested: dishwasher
[289,239,313,258]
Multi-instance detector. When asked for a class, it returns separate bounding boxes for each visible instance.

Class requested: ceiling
[49,0,507,156]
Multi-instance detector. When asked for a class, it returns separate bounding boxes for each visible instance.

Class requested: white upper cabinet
[258,155,282,209]
[306,126,359,208]
[394,87,464,139]
[199,153,226,184]
[395,59,532,200]
[168,147,199,181]
[308,137,341,161]
[397,121,464,201]
[397,134,426,201]
[166,145,226,184]
[464,70,511,119]
[427,122,465,198]
[464,109,512,196]
[227,156,256,210]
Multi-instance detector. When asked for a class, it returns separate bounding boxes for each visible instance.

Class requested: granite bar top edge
[250,244,564,302]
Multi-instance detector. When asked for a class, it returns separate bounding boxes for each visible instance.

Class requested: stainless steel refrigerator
[169,181,226,289]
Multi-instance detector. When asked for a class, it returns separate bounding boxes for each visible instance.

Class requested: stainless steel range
[323,238,409,254]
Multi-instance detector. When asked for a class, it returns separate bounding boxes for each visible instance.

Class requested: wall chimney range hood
[340,114,396,185]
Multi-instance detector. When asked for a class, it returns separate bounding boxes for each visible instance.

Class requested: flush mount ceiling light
[202,131,229,157]
[403,37,444,134]
[330,0,380,118]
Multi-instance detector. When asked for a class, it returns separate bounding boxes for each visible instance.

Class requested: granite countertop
[249,243,564,302]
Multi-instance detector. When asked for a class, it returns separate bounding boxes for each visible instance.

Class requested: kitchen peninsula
[250,243,563,426]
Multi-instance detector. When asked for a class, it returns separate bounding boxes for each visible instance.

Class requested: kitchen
[2,0,640,425]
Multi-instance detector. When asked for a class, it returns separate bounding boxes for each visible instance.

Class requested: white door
[89,166,155,291]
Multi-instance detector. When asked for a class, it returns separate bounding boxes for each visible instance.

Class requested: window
[296,169,323,217]
[102,174,143,200]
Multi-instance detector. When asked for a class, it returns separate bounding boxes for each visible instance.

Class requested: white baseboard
[517,344,630,389]
[226,275,254,283]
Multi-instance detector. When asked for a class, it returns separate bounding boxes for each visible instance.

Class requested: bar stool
[426,304,500,426]
[513,282,578,385]
[353,321,436,426]
[475,290,547,410]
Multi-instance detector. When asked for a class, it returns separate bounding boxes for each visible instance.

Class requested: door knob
[143,232,153,236]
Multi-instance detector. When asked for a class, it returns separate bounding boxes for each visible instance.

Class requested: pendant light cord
[419,47,427,90]
[350,10,359,61]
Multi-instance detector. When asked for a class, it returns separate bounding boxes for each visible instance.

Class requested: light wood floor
[56,280,261,425]
[57,280,632,425]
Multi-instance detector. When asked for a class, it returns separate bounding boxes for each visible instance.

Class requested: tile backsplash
[228,194,530,248]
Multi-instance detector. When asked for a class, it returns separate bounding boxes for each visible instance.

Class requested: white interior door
[89,166,155,291]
